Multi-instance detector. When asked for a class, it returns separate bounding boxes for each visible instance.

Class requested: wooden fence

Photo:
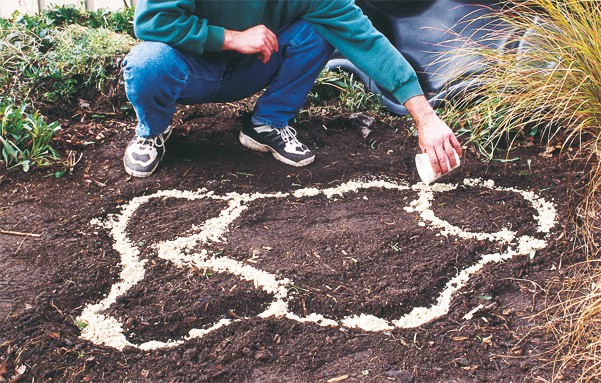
[0,0,137,18]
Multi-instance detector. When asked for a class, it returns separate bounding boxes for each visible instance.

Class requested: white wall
[0,0,137,18]
[1,0,39,17]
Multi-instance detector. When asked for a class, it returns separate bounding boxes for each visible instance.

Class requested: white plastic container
[415,150,461,185]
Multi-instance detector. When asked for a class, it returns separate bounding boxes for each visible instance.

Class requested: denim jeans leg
[123,42,224,137]
[213,20,335,128]
[253,21,335,127]
[124,21,334,135]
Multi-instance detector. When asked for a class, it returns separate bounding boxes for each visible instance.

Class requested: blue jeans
[123,20,335,137]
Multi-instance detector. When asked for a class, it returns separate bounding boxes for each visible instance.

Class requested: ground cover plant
[0,5,135,173]
[0,99,61,171]
[309,69,385,114]
[0,2,597,382]
[0,12,134,106]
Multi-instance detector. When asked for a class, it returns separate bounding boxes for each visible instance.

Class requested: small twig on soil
[0,229,41,238]
[182,167,193,177]
[14,237,27,257]
[50,300,65,317]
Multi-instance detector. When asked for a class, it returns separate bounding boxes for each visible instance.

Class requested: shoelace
[135,134,166,149]
[279,126,303,147]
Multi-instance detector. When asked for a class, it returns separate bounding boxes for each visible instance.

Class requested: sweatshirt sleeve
[134,0,225,55]
[300,0,423,105]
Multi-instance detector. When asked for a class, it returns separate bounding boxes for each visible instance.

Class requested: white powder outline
[79,178,556,350]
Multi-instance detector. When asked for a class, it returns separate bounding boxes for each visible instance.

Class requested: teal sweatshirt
[134,0,423,105]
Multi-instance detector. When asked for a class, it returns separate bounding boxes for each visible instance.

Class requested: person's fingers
[265,29,278,52]
[258,27,276,63]
[444,140,458,169]
[427,150,443,175]
[437,146,451,174]
[259,46,271,63]
[450,134,462,157]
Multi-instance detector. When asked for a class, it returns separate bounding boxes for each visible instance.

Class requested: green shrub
[0,22,135,105]
[12,5,135,37]
[0,99,61,171]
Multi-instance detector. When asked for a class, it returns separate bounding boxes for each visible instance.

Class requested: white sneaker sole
[239,131,315,167]
[123,157,158,178]
[123,130,170,178]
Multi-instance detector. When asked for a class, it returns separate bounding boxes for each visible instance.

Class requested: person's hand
[417,114,462,174]
[222,25,278,63]
[405,95,462,175]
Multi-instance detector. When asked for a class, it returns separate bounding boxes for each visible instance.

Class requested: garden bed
[0,98,586,382]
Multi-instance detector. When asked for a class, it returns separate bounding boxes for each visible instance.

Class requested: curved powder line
[79,178,556,350]
[79,179,410,349]
[80,191,218,350]
[405,178,556,243]
[462,178,557,233]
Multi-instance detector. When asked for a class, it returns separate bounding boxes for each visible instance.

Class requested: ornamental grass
[441,1,601,380]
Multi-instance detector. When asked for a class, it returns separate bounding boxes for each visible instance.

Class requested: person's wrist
[404,95,437,128]
[415,109,438,129]
[222,29,237,51]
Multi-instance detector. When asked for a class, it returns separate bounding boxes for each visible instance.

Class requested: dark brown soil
[0,93,587,382]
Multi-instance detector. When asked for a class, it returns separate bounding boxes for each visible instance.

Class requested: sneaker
[239,122,315,167]
[123,132,168,178]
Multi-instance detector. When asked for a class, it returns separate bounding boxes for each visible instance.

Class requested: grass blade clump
[545,260,601,383]
[310,68,384,113]
[439,1,601,381]
[441,0,600,239]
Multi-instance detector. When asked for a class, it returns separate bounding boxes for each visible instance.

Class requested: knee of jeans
[287,21,334,56]
[123,42,187,93]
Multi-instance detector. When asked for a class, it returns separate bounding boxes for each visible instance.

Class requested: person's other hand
[405,95,462,175]
[223,25,278,63]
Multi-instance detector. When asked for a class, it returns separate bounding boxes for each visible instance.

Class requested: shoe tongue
[254,125,275,133]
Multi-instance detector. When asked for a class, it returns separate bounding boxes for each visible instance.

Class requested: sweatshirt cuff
[392,77,424,106]
[204,25,225,52]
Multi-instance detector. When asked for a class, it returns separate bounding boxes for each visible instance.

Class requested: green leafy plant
[74,320,88,330]
[0,99,61,171]
[0,20,135,106]
[310,68,384,113]
[12,5,135,37]
[42,24,134,98]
